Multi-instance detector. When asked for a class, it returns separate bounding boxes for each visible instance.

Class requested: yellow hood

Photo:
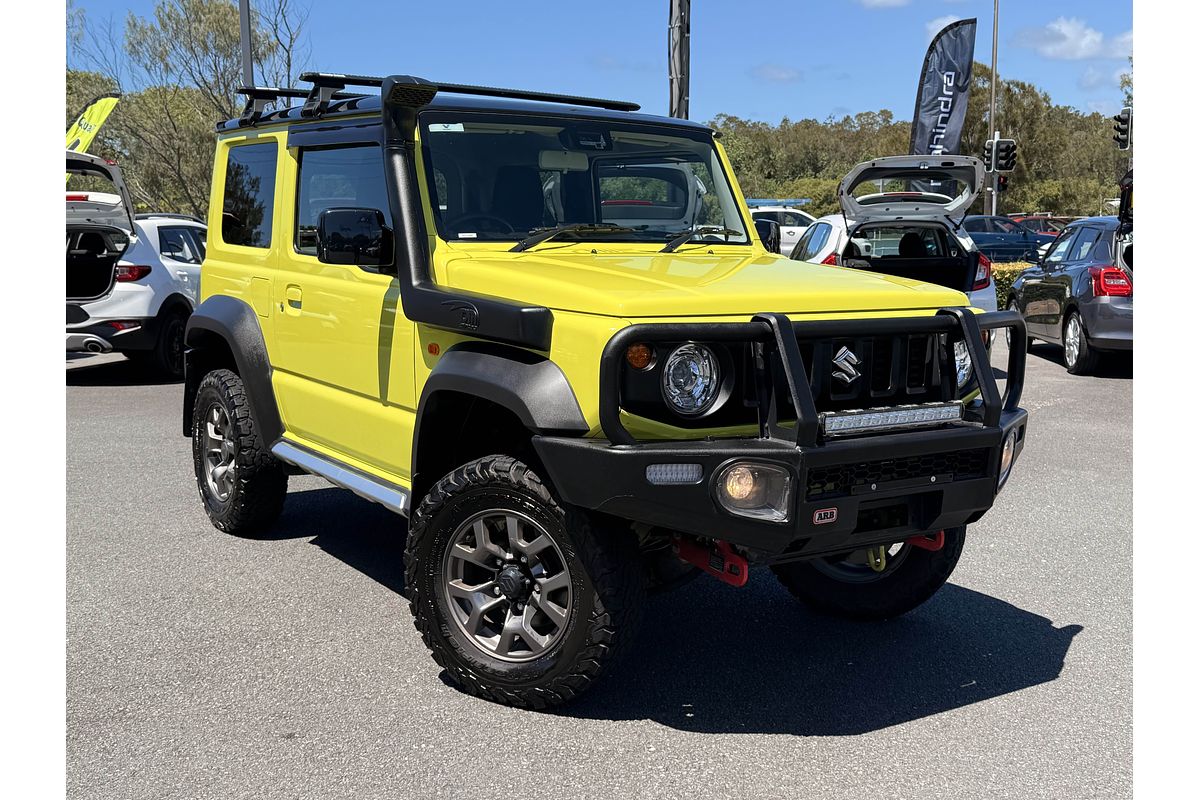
[439,247,968,318]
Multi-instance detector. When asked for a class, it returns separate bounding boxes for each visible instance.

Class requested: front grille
[797,333,953,413]
[806,448,990,500]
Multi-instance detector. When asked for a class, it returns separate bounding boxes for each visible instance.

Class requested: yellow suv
[184,73,1029,709]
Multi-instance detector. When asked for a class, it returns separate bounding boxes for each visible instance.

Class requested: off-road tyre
[191,368,288,535]
[1063,310,1099,375]
[771,526,966,621]
[405,455,645,709]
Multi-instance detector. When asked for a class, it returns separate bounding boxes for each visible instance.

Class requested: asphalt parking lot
[66,342,1132,800]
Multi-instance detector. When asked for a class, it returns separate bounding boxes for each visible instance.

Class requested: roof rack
[236,85,363,125]
[135,212,204,223]
[298,71,641,116]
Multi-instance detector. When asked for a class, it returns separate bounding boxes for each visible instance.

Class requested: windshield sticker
[457,232,477,239]
[428,123,465,133]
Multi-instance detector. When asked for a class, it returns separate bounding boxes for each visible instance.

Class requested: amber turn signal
[625,343,655,370]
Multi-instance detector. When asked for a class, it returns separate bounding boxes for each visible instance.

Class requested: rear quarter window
[222,142,278,248]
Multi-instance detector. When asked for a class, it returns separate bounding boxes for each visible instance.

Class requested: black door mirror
[754,218,781,254]
[317,208,393,268]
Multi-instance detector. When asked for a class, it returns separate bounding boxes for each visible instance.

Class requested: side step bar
[270,440,410,517]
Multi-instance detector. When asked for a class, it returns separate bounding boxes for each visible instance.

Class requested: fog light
[715,462,791,523]
[646,463,703,485]
[999,430,1017,486]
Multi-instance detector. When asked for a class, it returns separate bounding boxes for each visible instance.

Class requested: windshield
[419,112,749,245]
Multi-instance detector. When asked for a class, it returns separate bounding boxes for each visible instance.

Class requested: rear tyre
[771,527,965,621]
[191,369,288,535]
[132,309,188,379]
[1063,311,1098,375]
[405,455,644,709]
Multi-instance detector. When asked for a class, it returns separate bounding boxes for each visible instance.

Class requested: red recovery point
[674,537,749,587]
[905,530,945,551]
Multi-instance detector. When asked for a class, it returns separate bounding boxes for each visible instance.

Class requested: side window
[1044,229,1078,266]
[790,225,816,260]
[295,144,390,255]
[1067,227,1103,262]
[222,142,277,248]
[992,217,1021,234]
[802,223,832,260]
[754,211,779,224]
[193,228,207,259]
[963,218,987,233]
[159,226,202,264]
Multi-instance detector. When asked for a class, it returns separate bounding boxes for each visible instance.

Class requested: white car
[67,152,206,377]
[750,205,816,257]
[789,156,997,312]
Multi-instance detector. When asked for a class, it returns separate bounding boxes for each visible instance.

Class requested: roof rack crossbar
[237,85,363,125]
[296,71,640,115]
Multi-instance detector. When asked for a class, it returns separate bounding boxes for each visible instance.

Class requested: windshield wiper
[660,226,742,253]
[510,222,636,252]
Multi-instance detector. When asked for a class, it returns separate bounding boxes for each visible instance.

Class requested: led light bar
[645,463,704,485]
[820,402,964,437]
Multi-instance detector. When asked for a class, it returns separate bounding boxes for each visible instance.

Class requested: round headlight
[661,343,721,416]
[953,340,973,389]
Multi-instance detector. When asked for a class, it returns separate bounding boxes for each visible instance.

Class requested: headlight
[661,343,721,416]
[999,430,1017,485]
[953,340,972,389]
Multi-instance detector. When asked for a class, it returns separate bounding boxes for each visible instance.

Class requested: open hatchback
[66,151,135,301]
[835,155,990,297]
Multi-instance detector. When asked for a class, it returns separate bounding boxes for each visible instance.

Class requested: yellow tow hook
[866,545,888,573]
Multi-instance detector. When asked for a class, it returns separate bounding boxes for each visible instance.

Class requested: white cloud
[858,0,910,8]
[751,64,803,83]
[926,15,962,40]
[1078,66,1121,91]
[1017,17,1130,61]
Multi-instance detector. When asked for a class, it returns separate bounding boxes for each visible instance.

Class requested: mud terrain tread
[192,369,287,535]
[405,455,643,709]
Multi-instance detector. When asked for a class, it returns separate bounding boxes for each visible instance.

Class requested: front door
[269,140,415,480]
[1022,227,1078,340]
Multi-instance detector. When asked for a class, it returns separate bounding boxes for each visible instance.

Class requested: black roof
[217,91,713,135]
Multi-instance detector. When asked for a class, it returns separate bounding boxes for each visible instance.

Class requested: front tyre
[405,455,644,709]
[191,369,288,535]
[771,527,965,621]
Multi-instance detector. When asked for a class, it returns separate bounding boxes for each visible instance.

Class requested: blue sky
[73,0,1132,121]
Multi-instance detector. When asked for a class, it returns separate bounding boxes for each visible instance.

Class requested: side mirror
[754,218,781,254]
[317,207,393,268]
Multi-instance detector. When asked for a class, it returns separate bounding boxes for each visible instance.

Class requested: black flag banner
[909,18,977,158]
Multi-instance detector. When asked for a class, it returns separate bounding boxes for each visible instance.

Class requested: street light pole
[239,0,254,88]
[989,0,999,215]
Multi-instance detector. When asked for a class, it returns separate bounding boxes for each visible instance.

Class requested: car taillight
[66,193,88,201]
[821,252,839,265]
[973,253,992,291]
[1090,266,1132,297]
[114,264,152,282]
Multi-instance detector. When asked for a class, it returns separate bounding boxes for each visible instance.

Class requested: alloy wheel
[202,403,237,501]
[1064,315,1082,367]
[441,509,573,662]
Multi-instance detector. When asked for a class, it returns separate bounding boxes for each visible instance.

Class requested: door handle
[285,285,303,312]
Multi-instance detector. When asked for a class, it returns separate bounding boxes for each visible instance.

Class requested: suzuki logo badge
[832,346,861,385]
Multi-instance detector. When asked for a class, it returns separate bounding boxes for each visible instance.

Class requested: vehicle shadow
[270,489,1080,737]
[563,576,1082,736]
[1027,342,1133,379]
[65,355,182,387]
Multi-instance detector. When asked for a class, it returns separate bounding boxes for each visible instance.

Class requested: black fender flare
[182,295,283,441]
[412,342,588,474]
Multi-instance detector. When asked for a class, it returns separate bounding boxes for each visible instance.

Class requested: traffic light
[994,139,1017,172]
[1113,106,1132,150]
[982,139,994,171]
[997,175,1009,193]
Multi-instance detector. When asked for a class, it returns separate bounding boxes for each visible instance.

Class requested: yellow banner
[66,93,120,154]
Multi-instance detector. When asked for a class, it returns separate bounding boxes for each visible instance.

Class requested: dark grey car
[1008,216,1132,374]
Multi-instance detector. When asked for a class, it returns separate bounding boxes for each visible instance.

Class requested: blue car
[1008,216,1132,374]
[961,215,1042,262]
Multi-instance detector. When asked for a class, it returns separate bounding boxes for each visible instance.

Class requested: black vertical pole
[668,0,690,119]
[239,0,254,88]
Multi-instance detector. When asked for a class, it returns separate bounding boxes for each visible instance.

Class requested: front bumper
[537,307,1029,561]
